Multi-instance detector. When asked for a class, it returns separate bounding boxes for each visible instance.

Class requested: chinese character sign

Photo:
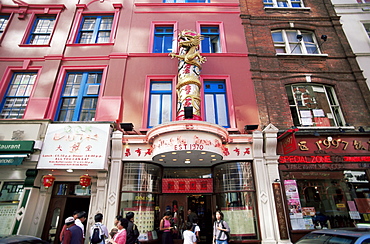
[38,124,111,169]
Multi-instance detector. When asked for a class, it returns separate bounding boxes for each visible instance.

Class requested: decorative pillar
[170,30,207,121]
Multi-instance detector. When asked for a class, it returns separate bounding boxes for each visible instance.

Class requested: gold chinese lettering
[298,141,309,151]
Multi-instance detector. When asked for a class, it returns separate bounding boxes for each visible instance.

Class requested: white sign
[38,124,111,170]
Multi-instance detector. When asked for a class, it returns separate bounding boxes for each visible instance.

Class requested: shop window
[56,71,102,121]
[283,170,370,230]
[153,26,174,53]
[0,15,10,39]
[148,81,172,127]
[263,0,304,7]
[272,30,321,54]
[214,162,259,241]
[0,182,24,236]
[204,81,229,127]
[285,84,345,127]
[120,163,161,235]
[26,16,56,45]
[0,72,37,119]
[76,15,113,44]
[201,26,221,53]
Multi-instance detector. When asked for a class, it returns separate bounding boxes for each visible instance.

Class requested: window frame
[363,23,370,39]
[197,22,227,53]
[263,0,304,8]
[272,29,322,55]
[149,22,178,53]
[200,76,236,128]
[55,71,102,122]
[142,76,176,129]
[0,14,11,43]
[75,15,114,44]
[67,4,122,45]
[286,83,346,128]
[0,71,38,119]
[47,66,108,121]
[25,15,56,45]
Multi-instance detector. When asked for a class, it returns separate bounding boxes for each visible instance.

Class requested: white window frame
[272,30,322,55]
[263,0,304,8]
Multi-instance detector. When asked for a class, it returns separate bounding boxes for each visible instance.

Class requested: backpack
[215,221,230,242]
[191,224,200,242]
[91,224,104,244]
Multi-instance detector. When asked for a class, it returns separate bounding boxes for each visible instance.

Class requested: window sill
[66,43,114,47]
[276,53,328,57]
[264,6,311,11]
[19,44,51,47]
[297,126,355,130]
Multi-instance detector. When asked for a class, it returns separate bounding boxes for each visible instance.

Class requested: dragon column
[169,30,207,121]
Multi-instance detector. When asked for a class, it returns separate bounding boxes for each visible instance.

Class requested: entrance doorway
[160,194,213,244]
[41,182,90,243]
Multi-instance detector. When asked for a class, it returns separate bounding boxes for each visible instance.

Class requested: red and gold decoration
[42,174,55,189]
[79,174,92,188]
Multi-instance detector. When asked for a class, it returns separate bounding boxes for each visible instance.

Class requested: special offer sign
[37,123,111,170]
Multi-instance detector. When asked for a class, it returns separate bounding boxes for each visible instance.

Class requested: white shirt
[183,230,197,244]
[75,219,85,238]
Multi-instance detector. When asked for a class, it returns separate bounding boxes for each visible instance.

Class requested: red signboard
[279,133,297,154]
[162,178,213,193]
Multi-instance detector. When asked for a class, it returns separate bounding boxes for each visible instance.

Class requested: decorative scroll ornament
[169,30,207,121]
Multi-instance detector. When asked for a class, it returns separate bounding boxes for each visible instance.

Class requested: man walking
[62,216,83,244]
[90,213,109,244]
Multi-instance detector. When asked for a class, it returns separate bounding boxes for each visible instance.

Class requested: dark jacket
[63,224,83,244]
[126,221,140,244]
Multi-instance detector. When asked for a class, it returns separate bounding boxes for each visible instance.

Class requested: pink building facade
[0,0,285,243]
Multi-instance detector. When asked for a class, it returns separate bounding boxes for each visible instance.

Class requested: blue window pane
[77,16,113,44]
[0,16,9,34]
[0,72,37,119]
[204,81,229,127]
[56,72,101,121]
[27,16,55,44]
[148,81,172,127]
[201,27,220,53]
[153,26,173,53]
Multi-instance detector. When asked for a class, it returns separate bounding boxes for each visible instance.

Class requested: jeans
[216,240,228,244]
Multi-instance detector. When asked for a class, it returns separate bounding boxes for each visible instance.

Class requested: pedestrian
[212,210,230,244]
[90,213,109,244]
[187,209,197,224]
[183,222,197,244]
[62,216,83,244]
[126,212,140,244]
[113,218,129,244]
[60,210,80,242]
[75,211,87,241]
[192,216,200,242]
[160,211,174,244]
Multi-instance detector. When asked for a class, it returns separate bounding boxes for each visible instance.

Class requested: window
[56,71,102,121]
[204,81,229,127]
[0,72,37,119]
[364,23,370,38]
[26,16,56,45]
[263,0,303,7]
[163,0,208,2]
[148,81,172,127]
[272,30,320,54]
[201,26,221,53]
[76,15,113,44]
[357,0,370,3]
[286,84,345,127]
[153,26,174,53]
[0,15,9,38]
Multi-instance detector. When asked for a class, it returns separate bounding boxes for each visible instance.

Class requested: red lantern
[42,174,55,189]
[79,174,92,188]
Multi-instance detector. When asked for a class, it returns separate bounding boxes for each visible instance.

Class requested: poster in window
[284,180,303,219]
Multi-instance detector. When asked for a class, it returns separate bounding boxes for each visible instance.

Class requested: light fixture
[327,136,333,142]
[66,169,73,173]
[120,123,134,131]
[185,159,191,164]
[201,152,206,154]
[312,34,328,54]
[359,126,365,132]
[244,125,258,131]
[321,35,327,41]
[79,174,92,188]
[184,107,193,119]
[42,174,56,189]
[339,128,345,133]
[186,151,191,154]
